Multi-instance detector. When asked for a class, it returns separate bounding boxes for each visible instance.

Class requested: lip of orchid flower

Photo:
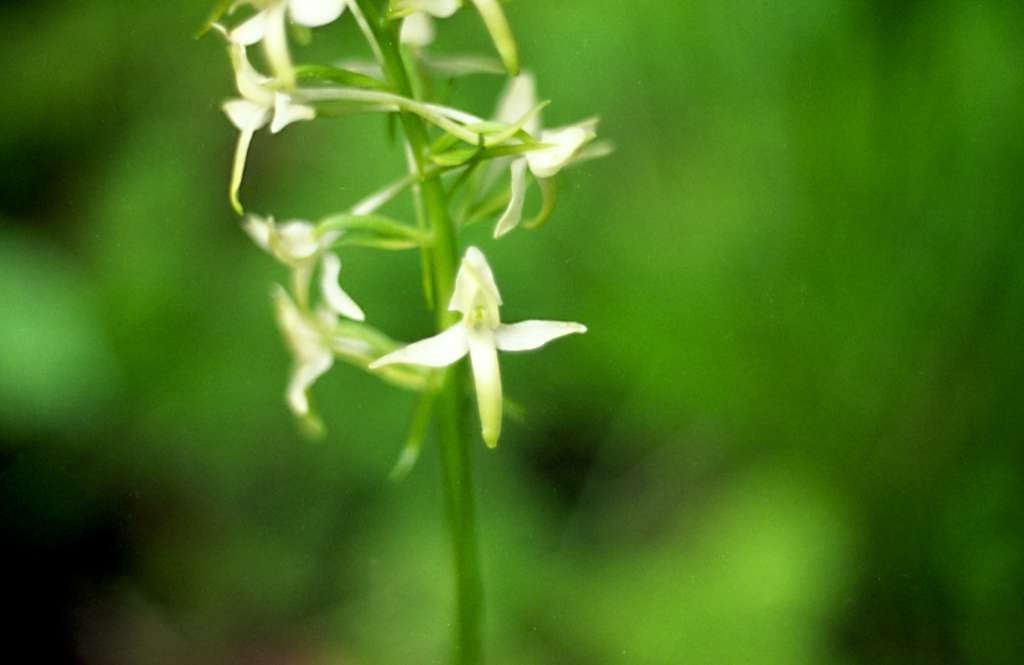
[370,246,586,448]
[222,44,316,214]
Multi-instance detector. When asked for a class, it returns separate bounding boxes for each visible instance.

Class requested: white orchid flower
[396,0,461,47]
[272,285,372,419]
[370,246,586,448]
[491,72,600,238]
[244,215,365,321]
[230,0,348,87]
[223,45,316,214]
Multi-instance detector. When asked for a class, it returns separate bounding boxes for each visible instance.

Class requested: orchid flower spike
[223,45,316,214]
[272,285,372,422]
[396,0,462,47]
[229,0,348,87]
[244,215,365,321]
[492,72,602,238]
[370,246,586,448]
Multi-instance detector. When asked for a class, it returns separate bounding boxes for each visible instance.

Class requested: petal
[420,0,461,18]
[242,214,272,251]
[319,253,366,321]
[272,284,324,359]
[270,93,316,133]
[288,0,346,27]
[222,98,271,131]
[494,319,587,352]
[229,10,268,45]
[467,329,502,448]
[494,72,538,133]
[526,126,588,178]
[230,45,275,107]
[261,3,295,87]
[400,12,435,47]
[369,324,468,369]
[270,220,320,264]
[449,246,502,314]
[493,158,528,238]
[286,351,333,416]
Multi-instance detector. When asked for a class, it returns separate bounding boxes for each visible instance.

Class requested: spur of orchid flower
[370,246,586,448]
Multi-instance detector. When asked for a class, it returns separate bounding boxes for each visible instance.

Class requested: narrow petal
[526,126,588,178]
[223,98,271,131]
[467,329,502,448]
[493,158,528,238]
[270,93,316,133]
[230,45,275,107]
[319,253,366,321]
[288,0,346,27]
[286,351,333,416]
[228,128,257,214]
[494,319,587,351]
[229,9,268,45]
[262,3,295,87]
[449,246,501,314]
[369,324,468,369]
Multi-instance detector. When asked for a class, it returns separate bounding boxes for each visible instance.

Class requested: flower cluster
[205,0,607,452]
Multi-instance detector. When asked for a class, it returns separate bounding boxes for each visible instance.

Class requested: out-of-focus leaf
[0,228,118,434]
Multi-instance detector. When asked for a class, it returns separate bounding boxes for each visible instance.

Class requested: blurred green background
[2,1,1023,663]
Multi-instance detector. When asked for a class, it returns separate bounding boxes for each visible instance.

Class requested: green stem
[353,2,483,663]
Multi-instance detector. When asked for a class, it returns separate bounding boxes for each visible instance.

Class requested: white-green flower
[396,0,461,47]
[370,246,586,448]
[492,72,600,237]
[272,285,371,419]
[223,45,316,214]
[244,215,365,321]
[230,0,348,86]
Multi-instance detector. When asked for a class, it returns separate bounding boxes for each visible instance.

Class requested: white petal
[494,319,587,351]
[223,98,271,131]
[230,45,275,107]
[494,72,538,134]
[270,220,320,264]
[242,214,272,251]
[272,284,325,359]
[420,0,460,18]
[467,329,502,448]
[493,158,528,238]
[287,351,333,416]
[270,93,316,133]
[526,126,588,178]
[369,324,468,369]
[262,3,295,86]
[288,0,346,27]
[230,10,268,45]
[400,12,435,47]
[319,253,365,321]
[449,246,502,314]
